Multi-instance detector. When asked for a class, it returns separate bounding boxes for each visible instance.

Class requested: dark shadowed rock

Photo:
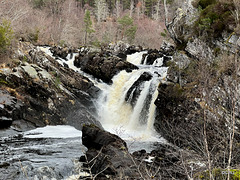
[74,52,138,84]
[80,125,189,179]
[82,124,127,150]
[0,90,24,129]
[125,72,152,106]
[49,46,75,60]
[80,125,144,178]
[141,49,164,65]
[126,45,143,55]
[160,41,175,56]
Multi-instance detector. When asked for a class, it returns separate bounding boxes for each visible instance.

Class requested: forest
[0,0,176,54]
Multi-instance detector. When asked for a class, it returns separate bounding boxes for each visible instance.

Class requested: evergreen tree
[122,0,130,10]
[0,19,13,53]
[84,10,95,45]
[117,15,137,43]
[144,0,157,17]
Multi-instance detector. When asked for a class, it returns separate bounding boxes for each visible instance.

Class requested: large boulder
[80,125,142,178]
[0,90,24,129]
[49,46,76,60]
[80,125,189,179]
[141,49,164,65]
[125,72,152,106]
[74,52,138,84]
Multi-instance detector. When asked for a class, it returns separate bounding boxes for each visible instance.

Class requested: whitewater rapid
[96,52,168,145]
[37,47,168,149]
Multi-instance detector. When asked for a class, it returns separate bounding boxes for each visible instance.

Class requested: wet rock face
[82,124,127,150]
[0,90,23,129]
[107,41,143,60]
[0,42,100,132]
[80,125,136,178]
[80,125,189,179]
[160,41,175,56]
[49,46,76,60]
[74,52,138,84]
[125,72,153,106]
[140,44,174,66]
[141,49,164,65]
[154,83,204,152]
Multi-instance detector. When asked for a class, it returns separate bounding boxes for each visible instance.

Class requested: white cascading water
[38,46,168,147]
[97,52,168,144]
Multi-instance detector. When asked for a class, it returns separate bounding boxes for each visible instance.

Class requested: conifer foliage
[84,10,95,45]
[0,19,13,53]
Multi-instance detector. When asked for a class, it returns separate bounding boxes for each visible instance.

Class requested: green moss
[54,75,61,89]
[194,168,240,180]
[0,78,8,85]
[214,47,221,55]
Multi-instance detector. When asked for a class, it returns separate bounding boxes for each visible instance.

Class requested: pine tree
[0,19,13,53]
[117,15,137,43]
[144,0,157,17]
[84,10,95,45]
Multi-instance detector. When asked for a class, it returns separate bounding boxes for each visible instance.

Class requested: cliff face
[166,0,240,59]
[0,42,101,133]
[154,0,240,177]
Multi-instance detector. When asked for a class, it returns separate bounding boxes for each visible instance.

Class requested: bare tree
[95,0,109,23]
[130,0,134,18]
[153,0,161,21]
[163,0,169,25]
[115,0,121,18]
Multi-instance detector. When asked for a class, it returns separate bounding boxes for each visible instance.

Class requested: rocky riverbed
[1,13,240,178]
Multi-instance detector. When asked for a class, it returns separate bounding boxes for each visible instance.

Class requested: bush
[27,29,40,43]
[117,16,137,43]
[198,0,216,9]
[0,19,13,53]
[32,0,45,9]
[194,2,235,38]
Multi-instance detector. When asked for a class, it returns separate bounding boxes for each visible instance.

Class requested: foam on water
[97,52,168,147]
[24,125,82,139]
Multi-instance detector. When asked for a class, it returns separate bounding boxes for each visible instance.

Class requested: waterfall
[38,46,167,144]
[97,52,168,142]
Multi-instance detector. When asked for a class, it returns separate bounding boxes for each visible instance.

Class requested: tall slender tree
[117,15,137,43]
[84,10,95,45]
[95,0,109,23]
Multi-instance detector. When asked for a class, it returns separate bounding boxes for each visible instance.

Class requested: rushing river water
[97,52,168,145]
[0,47,170,179]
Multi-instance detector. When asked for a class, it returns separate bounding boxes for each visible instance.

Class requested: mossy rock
[194,168,240,180]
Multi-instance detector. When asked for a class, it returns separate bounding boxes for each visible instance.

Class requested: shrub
[0,19,13,53]
[28,29,40,43]
[194,2,235,38]
[32,0,45,9]
[198,0,216,9]
[117,15,137,43]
